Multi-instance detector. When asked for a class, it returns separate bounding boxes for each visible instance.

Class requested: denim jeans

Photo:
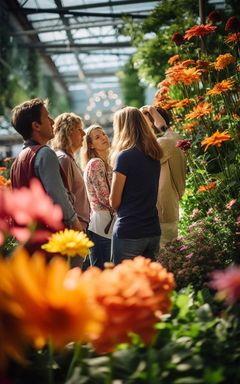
[88,230,111,270]
[112,234,160,265]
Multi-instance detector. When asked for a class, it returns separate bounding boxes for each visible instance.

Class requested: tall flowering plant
[155,15,240,230]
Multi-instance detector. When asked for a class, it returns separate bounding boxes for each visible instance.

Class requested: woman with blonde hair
[81,124,114,269]
[52,112,90,232]
[110,106,162,264]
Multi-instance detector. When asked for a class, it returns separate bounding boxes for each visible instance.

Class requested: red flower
[207,10,221,24]
[176,139,192,151]
[225,16,240,32]
[184,24,217,40]
[172,32,185,46]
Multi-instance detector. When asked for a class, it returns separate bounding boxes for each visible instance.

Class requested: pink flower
[3,179,63,230]
[180,245,188,252]
[176,139,192,151]
[191,208,200,218]
[207,208,214,215]
[225,199,237,210]
[210,267,240,304]
[0,179,64,245]
[185,253,194,260]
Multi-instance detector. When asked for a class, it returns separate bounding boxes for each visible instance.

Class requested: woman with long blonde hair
[110,106,162,264]
[81,124,114,269]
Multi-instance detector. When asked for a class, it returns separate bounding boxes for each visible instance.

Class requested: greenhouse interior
[0,0,240,383]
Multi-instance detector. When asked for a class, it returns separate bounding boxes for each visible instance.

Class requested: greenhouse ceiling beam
[11,20,124,36]
[62,71,120,78]
[19,42,132,49]
[20,8,147,19]
[54,0,91,94]
[45,50,132,56]
[6,0,69,94]
[21,0,159,11]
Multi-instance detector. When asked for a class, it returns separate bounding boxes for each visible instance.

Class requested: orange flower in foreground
[0,248,104,351]
[83,256,175,353]
[184,24,217,40]
[201,130,231,151]
[206,79,235,95]
[198,181,216,192]
[0,297,27,371]
[186,102,213,120]
[213,53,236,70]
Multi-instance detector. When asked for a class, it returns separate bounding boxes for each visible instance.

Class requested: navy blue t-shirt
[113,147,161,239]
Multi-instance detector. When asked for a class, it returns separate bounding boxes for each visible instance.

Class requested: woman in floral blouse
[81,124,114,269]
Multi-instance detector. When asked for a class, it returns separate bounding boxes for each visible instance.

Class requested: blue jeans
[88,230,111,270]
[112,234,160,265]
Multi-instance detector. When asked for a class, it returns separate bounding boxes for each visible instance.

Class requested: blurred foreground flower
[209,266,240,304]
[41,229,94,257]
[0,248,104,357]
[83,256,175,353]
[0,178,63,246]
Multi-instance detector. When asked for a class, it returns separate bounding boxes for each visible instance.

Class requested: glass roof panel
[13,0,160,117]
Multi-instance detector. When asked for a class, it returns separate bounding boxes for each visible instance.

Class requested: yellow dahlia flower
[42,229,94,257]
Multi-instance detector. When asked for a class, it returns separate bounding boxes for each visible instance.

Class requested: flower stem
[48,339,54,384]
[105,353,113,384]
[66,342,82,381]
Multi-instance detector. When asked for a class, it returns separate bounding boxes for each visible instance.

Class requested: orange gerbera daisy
[213,53,236,70]
[167,64,202,86]
[168,54,180,65]
[184,24,217,40]
[201,130,231,151]
[0,248,104,351]
[183,121,198,133]
[198,181,216,192]
[84,256,175,353]
[181,59,196,67]
[174,98,192,109]
[185,102,213,120]
[225,32,240,43]
[206,79,235,95]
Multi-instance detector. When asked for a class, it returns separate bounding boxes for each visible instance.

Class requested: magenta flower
[176,139,192,151]
[209,266,240,304]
